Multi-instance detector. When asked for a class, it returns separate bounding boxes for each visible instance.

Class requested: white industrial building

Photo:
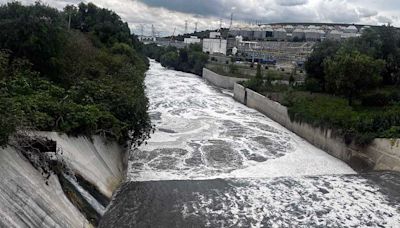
[326,30,342,40]
[209,32,222,39]
[341,33,361,39]
[274,28,287,41]
[253,26,266,40]
[344,25,358,33]
[292,29,305,40]
[203,39,227,55]
[241,25,253,40]
[284,25,295,33]
[184,36,201,45]
[265,25,274,38]
[305,29,324,41]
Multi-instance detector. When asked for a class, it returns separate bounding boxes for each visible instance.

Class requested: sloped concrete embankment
[202,68,248,89]
[0,132,127,228]
[233,83,400,172]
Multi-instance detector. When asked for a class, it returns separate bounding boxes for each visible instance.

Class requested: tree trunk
[348,93,353,106]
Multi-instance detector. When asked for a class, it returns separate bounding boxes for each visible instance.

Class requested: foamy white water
[128,60,355,181]
[100,60,400,228]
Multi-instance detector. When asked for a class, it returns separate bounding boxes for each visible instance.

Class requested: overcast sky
[3,0,400,36]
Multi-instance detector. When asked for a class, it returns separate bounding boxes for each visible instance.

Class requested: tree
[160,51,179,69]
[305,40,341,91]
[324,50,385,106]
[244,63,264,91]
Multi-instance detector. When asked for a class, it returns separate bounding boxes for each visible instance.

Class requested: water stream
[104,60,400,227]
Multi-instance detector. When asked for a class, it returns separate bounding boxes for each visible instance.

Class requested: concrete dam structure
[99,60,400,227]
[0,132,127,227]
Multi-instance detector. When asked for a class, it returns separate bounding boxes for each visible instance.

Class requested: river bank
[203,67,400,172]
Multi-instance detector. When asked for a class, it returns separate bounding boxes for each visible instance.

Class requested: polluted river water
[99,60,400,227]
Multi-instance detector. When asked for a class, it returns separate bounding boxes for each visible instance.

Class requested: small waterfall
[63,174,106,216]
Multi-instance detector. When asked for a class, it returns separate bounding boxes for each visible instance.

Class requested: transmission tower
[184,20,188,34]
[229,12,233,30]
[151,24,156,39]
[140,24,144,37]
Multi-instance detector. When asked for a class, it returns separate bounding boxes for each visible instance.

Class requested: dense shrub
[287,94,400,145]
[143,43,208,76]
[0,2,151,146]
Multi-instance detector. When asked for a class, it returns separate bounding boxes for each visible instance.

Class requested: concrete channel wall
[203,68,248,89]
[233,83,400,172]
[0,132,127,228]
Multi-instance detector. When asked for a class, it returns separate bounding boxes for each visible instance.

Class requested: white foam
[129,60,355,181]
[183,176,400,227]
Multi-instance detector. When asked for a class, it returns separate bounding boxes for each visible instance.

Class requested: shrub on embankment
[142,43,208,76]
[239,25,400,146]
[0,2,152,147]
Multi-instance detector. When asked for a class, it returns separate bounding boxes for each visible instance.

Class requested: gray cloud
[138,0,225,17]
[0,0,398,35]
[276,0,308,7]
[357,7,378,18]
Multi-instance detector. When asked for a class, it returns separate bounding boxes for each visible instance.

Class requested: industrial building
[237,41,314,63]
[184,36,201,45]
[326,30,343,40]
[203,38,227,55]
[273,28,287,41]
[228,23,370,42]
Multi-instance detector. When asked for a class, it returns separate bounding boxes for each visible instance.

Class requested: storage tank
[284,25,295,33]
[273,28,287,41]
[265,25,274,38]
[229,25,240,37]
[292,28,305,40]
[326,30,342,40]
[305,29,323,41]
[253,25,266,40]
[344,25,358,33]
[241,25,253,40]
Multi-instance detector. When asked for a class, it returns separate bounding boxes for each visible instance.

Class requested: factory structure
[148,22,377,65]
[229,23,364,42]
[224,23,370,65]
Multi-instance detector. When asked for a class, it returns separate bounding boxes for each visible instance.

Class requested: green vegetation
[241,25,400,145]
[324,50,384,105]
[286,93,400,145]
[206,62,302,81]
[0,2,151,146]
[142,43,208,75]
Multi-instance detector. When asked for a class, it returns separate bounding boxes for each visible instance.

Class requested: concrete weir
[0,132,127,228]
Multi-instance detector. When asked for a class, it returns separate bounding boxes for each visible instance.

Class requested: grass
[205,63,305,81]
[286,91,400,145]
[240,80,400,146]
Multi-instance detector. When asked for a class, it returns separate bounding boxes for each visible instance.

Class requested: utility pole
[229,12,233,30]
[140,24,144,37]
[68,12,71,30]
[195,22,198,32]
[169,27,176,46]
[151,24,156,41]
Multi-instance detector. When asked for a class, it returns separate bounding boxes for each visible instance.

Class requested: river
[99,60,400,227]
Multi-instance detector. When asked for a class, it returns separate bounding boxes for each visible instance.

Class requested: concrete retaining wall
[203,68,248,89]
[233,83,400,172]
[0,132,127,228]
